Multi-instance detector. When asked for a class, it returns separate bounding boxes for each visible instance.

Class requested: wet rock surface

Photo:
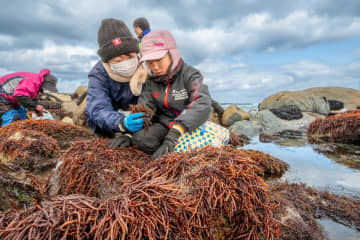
[258,109,323,136]
[270,105,303,120]
[271,182,360,239]
[259,91,330,115]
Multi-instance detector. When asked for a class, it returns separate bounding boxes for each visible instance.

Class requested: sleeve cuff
[171,124,185,134]
[118,117,127,132]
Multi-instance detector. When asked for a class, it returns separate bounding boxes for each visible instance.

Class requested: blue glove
[120,112,145,133]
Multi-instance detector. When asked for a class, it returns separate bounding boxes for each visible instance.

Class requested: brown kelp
[58,139,151,198]
[229,132,250,147]
[0,143,282,239]
[1,120,94,149]
[0,128,59,170]
[130,104,154,130]
[308,110,360,144]
[238,149,289,178]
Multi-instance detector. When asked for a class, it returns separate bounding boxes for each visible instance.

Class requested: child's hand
[120,112,145,133]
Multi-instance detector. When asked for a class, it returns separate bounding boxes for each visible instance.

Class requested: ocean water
[220,103,258,112]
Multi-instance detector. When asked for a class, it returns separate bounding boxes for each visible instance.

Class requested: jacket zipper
[164,80,170,109]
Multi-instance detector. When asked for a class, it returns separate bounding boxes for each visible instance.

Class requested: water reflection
[243,137,360,197]
[313,143,360,170]
[318,218,360,240]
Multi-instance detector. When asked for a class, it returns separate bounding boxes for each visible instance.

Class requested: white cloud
[197,58,293,94]
[1,1,360,100]
[0,40,96,74]
[282,61,340,78]
[196,57,360,102]
[0,34,15,46]
[172,10,360,61]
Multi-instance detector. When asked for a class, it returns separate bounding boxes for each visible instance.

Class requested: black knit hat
[133,17,150,31]
[97,18,139,63]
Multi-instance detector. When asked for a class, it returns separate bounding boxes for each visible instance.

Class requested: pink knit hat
[140,30,181,71]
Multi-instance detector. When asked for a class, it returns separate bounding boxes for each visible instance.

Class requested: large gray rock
[304,87,360,110]
[229,120,262,137]
[258,109,323,135]
[259,91,330,115]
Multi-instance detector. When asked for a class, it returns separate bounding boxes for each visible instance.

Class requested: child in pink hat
[132,30,212,159]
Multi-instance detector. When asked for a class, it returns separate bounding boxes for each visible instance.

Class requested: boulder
[258,109,324,136]
[208,100,224,125]
[72,96,88,126]
[71,85,88,102]
[221,105,250,127]
[304,87,360,110]
[259,91,330,115]
[229,120,262,137]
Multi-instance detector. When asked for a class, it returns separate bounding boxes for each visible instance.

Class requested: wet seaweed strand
[129,104,154,130]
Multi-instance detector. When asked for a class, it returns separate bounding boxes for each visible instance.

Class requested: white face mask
[110,57,138,77]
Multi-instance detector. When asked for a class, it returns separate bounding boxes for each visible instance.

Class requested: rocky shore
[0,86,359,239]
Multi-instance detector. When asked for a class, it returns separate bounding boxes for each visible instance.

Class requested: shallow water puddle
[318,218,360,240]
[243,137,360,197]
[243,137,360,239]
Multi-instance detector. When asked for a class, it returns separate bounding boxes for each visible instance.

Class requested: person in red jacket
[132,30,211,159]
[0,69,57,126]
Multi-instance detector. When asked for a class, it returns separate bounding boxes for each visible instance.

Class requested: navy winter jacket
[86,61,138,135]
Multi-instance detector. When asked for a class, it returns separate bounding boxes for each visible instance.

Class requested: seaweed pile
[2,120,94,149]
[58,140,151,198]
[308,110,360,144]
[0,143,282,240]
[0,127,59,170]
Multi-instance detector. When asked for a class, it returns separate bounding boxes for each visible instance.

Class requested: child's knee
[132,130,163,154]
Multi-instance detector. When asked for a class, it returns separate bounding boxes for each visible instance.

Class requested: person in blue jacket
[86,18,147,148]
[133,17,151,50]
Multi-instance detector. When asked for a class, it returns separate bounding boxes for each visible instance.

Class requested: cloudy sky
[1,0,360,103]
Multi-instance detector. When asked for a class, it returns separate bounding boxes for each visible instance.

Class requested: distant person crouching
[133,17,151,50]
[0,70,57,126]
